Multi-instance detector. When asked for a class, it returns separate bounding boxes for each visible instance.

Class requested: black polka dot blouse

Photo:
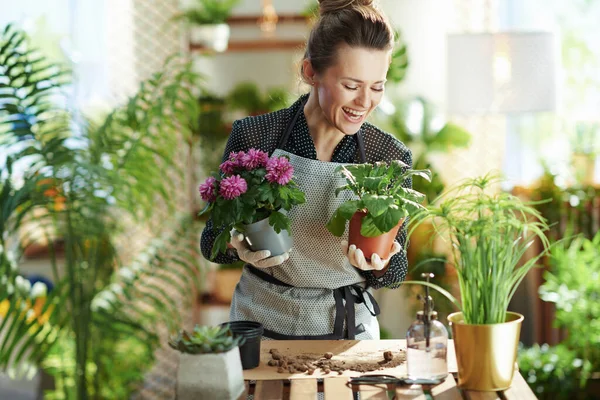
[200,94,412,289]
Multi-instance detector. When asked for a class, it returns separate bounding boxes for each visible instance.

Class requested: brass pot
[448,311,523,391]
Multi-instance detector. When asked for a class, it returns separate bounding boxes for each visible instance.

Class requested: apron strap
[245,265,378,340]
[277,97,367,163]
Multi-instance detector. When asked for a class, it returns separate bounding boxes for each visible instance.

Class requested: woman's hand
[230,230,289,268]
[341,240,401,272]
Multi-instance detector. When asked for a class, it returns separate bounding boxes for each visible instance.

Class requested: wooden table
[240,340,537,400]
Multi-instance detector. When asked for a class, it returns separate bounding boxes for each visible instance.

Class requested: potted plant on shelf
[198,148,306,260]
[405,173,551,391]
[174,0,240,52]
[326,160,431,260]
[169,325,245,400]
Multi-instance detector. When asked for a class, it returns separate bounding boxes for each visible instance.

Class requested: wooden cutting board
[243,339,457,380]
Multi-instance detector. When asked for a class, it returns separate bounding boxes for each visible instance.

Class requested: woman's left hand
[341,240,401,271]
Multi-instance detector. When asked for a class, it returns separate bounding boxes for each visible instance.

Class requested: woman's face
[313,44,391,135]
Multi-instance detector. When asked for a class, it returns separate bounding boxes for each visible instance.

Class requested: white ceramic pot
[177,347,244,400]
[189,24,230,52]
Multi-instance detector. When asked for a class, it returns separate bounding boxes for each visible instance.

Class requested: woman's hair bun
[318,0,375,15]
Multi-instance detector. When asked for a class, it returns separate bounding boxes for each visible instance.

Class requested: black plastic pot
[221,321,264,370]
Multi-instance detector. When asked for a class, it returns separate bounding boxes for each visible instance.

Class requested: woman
[200,0,412,340]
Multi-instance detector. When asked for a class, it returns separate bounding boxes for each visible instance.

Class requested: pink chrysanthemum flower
[265,156,294,185]
[219,175,247,200]
[198,177,217,202]
[219,160,237,175]
[241,148,269,170]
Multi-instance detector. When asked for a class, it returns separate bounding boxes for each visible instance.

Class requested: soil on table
[267,348,406,375]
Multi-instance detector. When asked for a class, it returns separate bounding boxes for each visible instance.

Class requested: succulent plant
[168,325,244,354]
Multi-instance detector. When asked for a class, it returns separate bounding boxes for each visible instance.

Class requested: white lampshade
[447,32,557,114]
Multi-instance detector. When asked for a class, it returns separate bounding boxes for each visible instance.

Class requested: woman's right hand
[230,230,289,268]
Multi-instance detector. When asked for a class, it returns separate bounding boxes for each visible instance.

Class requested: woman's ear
[302,59,316,86]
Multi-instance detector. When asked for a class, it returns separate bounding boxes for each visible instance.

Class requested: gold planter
[448,311,523,391]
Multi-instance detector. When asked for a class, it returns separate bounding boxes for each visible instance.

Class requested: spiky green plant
[169,325,244,354]
[405,173,551,325]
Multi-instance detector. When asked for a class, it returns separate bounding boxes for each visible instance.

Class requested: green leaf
[362,194,394,217]
[359,213,385,237]
[268,211,289,233]
[211,229,231,260]
[326,200,360,237]
[371,204,405,234]
[362,176,384,192]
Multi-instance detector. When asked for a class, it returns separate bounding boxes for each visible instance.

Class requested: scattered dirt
[268,349,406,374]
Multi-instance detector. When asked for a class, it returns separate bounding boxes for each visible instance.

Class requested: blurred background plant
[226,81,290,117]
[172,0,240,25]
[517,231,600,399]
[0,23,203,398]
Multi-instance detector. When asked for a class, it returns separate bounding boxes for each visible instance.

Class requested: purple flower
[266,156,294,185]
[241,148,269,170]
[220,151,247,175]
[199,177,217,202]
[219,160,237,175]
[219,175,247,200]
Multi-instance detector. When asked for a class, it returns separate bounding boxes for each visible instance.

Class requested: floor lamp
[447,32,557,188]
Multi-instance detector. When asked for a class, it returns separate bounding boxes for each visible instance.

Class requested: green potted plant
[174,0,240,52]
[325,160,431,260]
[405,173,551,391]
[169,325,245,400]
[198,148,306,259]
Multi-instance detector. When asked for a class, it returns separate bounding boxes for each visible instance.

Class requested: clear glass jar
[406,311,448,380]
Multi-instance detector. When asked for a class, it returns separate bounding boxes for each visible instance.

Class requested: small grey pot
[243,215,293,256]
[177,347,244,400]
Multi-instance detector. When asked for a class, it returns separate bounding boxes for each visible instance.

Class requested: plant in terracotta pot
[169,324,245,400]
[198,148,306,260]
[326,160,431,260]
[404,173,551,391]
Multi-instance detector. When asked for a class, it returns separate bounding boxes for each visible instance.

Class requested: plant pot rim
[448,311,524,326]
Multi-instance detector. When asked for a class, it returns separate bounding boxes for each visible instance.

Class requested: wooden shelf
[188,13,309,53]
[227,14,310,25]
[189,39,305,53]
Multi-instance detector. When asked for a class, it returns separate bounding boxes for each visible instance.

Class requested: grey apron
[230,100,381,340]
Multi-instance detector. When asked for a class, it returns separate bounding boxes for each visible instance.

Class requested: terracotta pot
[348,211,404,260]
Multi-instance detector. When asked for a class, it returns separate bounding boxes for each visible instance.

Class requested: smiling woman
[200,0,414,342]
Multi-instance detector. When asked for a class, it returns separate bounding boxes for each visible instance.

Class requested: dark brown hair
[301,0,394,81]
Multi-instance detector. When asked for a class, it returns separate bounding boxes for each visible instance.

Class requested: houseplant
[405,173,551,391]
[174,0,240,52]
[169,324,245,400]
[1,23,202,398]
[198,148,306,259]
[533,231,600,397]
[226,81,290,116]
[325,160,431,260]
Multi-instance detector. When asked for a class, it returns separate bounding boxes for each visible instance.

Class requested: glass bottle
[406,273,448,380]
